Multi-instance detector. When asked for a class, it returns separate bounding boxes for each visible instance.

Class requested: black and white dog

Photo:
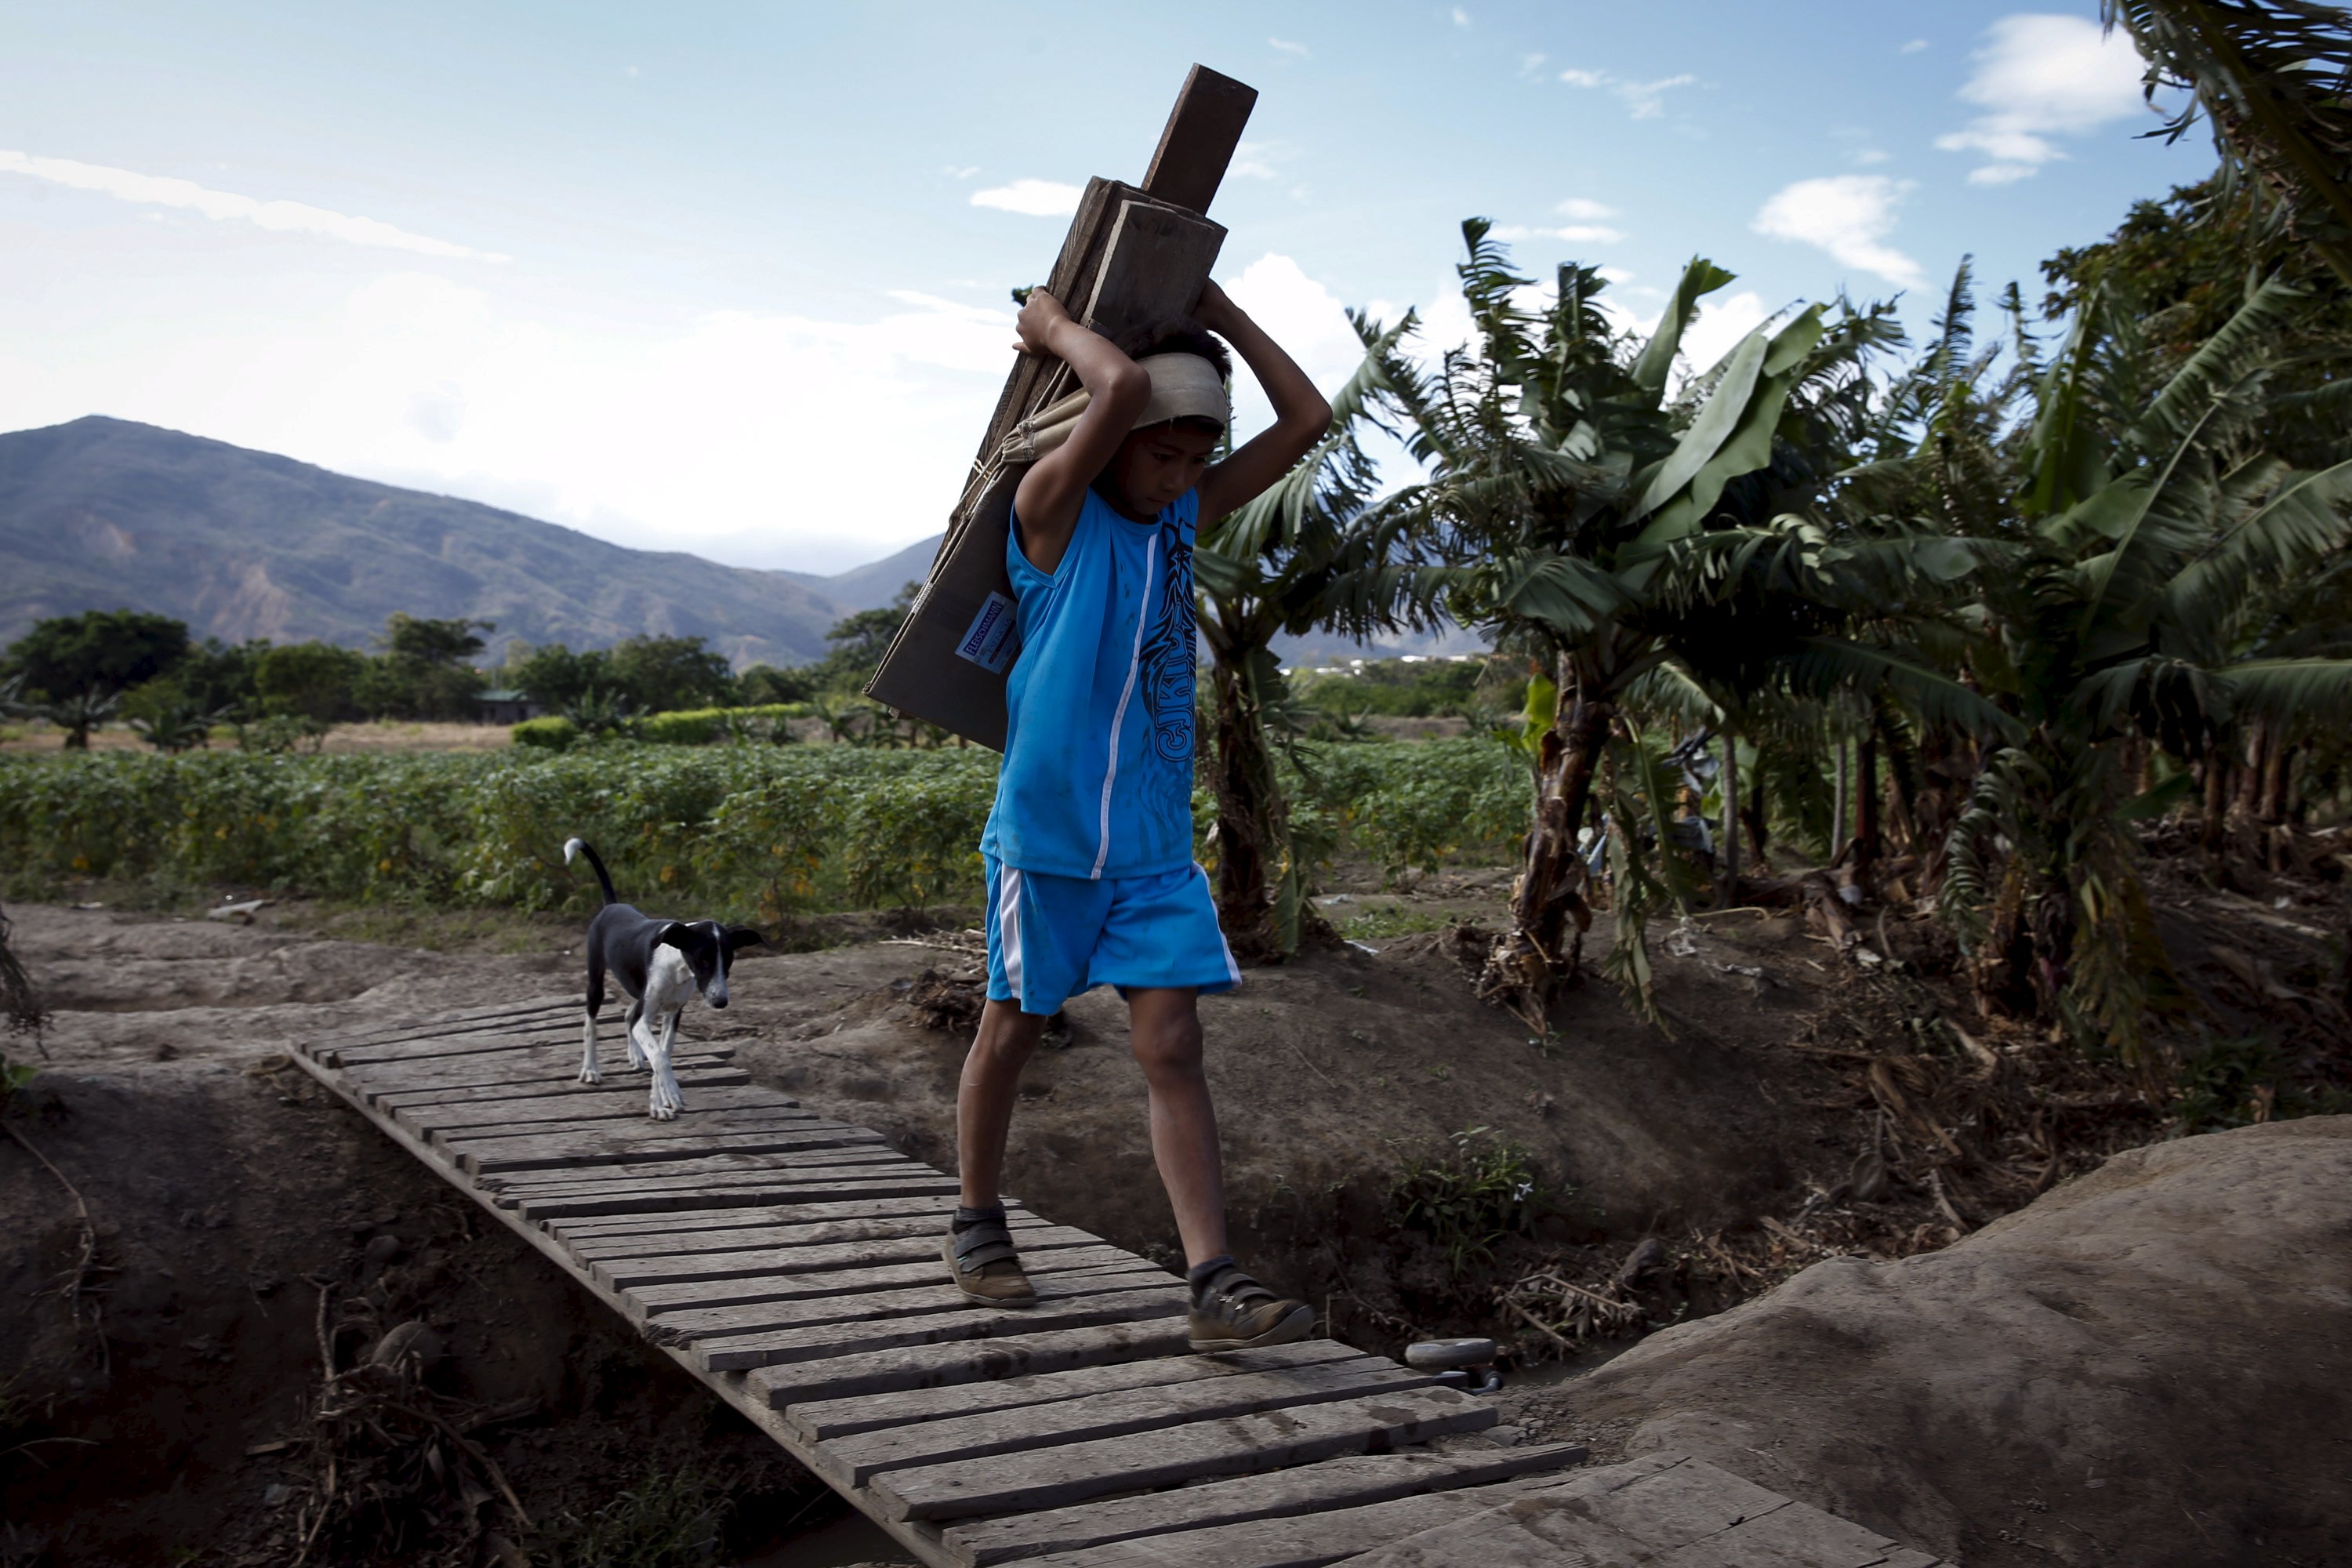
[563,837,763,1120]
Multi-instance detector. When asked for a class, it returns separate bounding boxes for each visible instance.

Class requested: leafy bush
[513,716,577,751]
[635,703,812,746]
[1389,1126,1548,1270]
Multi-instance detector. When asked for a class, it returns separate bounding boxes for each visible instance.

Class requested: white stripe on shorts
[1196,862,1242,986]
[998,866,1025,1003]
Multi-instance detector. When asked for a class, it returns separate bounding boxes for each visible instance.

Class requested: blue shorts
[984,853,1241,1015]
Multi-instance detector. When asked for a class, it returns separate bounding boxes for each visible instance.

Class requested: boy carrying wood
[946,278,1331,1352]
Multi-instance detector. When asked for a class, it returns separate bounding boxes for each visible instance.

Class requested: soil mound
[1522,1116,2352,1567]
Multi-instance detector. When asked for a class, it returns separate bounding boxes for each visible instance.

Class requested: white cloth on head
[1132,352,1230,432]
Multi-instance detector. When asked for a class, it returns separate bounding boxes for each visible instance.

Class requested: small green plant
[559,686,640,742]
[2172,1034,2290,1132]
[1389,1126,1547,1271]
[542,1468,726,1568]
[1339,906,1454,942]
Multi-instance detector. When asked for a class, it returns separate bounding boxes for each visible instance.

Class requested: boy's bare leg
[956,999,1047,1208]
[1125,986,1229,1265]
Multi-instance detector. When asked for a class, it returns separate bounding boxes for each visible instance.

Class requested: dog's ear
[724,926,765,953]
[652,920,688,949]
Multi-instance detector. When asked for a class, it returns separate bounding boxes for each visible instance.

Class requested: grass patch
[539,1468,727,1568]
[1389,1126,1550,1271]
[1338,905,1461,943]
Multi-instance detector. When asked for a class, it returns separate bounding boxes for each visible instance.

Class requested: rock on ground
[1523,1116,2352,1567]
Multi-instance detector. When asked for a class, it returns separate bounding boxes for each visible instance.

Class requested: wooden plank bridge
[293,996,1942,1567]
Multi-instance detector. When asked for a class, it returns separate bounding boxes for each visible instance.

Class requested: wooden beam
[1141,64,1258,215]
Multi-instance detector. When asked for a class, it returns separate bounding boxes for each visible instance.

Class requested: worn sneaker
[1188,1264,1313,1352]
[943,1217,1036,1307]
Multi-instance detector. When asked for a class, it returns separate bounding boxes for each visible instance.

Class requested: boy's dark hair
[1121,318,1232,436]
[1123,317,1232,379]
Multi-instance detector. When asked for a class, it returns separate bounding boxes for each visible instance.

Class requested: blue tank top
[980,485,1200,880]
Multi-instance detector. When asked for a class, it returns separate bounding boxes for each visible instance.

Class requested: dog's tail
[562,837,619,905]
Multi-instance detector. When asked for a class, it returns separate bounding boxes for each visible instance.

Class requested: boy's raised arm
[1010,290,1152,575]
[1194,280,1334,522]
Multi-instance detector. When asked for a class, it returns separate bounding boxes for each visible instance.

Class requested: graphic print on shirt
[1139,512,1196,764]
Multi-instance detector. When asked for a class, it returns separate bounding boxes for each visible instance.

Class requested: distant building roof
[478,688,528,702]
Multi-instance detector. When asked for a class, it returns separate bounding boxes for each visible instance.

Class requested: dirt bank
[1505,1116,2352,1568]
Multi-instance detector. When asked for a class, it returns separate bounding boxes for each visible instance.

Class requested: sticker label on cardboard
[956,592,1018,673]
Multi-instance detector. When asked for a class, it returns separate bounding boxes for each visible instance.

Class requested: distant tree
[349,612,494,720]
[2,608,190,702]
[255,641,366,723]
[509,643,612,711]
[812,582,920,693]
[381,613,494,666]
[607,634,737,713]
[738,662,819,705]
[173,637,269,717]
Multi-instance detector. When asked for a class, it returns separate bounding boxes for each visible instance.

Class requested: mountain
[783,535,939,613]
[0,417,849,667]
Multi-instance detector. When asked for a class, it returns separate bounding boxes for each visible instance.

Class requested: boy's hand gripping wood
[864,65,1257,749]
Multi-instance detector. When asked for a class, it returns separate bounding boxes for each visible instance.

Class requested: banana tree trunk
[1207,650,1280,964]
[1480,670,1612,1025]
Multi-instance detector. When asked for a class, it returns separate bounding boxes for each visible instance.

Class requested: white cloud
[1900,38,1929,54]
[969,178,1081,216]
[942,164,980,180]
[1451,6,1472,27]
[1555,197,1616,220]
[1269,35,1309,57]
[1752,175,1926,291]
[0,150,509,261]
[1218,252,1367,437]
[1490,223,1628,245]
[0,266,1025,575]
[1230,140,1282,180]
[1853,148,1892,166]
[1556,69,1699,119]
[1519,52,1548,77]
[1933,13,2149,183]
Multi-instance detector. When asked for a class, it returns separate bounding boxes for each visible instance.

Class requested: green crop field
[0,739,1528,923]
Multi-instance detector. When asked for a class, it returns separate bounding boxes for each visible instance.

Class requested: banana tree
[1372,223,1933,1022]
[1930,274,2352,1057]
[1193,314,1417,960]
[2106,0,2352,290]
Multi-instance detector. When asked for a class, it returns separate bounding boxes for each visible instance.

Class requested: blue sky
[0,2,2211,573]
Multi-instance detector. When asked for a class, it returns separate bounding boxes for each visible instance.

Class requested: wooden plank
[386,1080,781,1131]
[1138,63,1258,215]
[788,1338,1361,1442]
[362,1058,746,1105]
[941,1445,1589,1568]
[511,1171,960,1221]
[488,1144,912,1184]
[324,1011,585,1052]
[625,1241,1142,1323]
[327,1022,613,1065]
[749,1315,1190,1409]
[448,1122,876,1174]
[871,1385,1495,1523]
[652,1262,1173,1343]
[551,1193,977,1242]
[595,1221,1093,1293]
[816,1355,1436,1488]
[423,1103,824,1148]
[300,996,577,1050]
[1525,1454,1788,1549]
[697,1281,1185,1373]
[1654,1497,1914,1568]
[1078,201,1225,337]
[1015,1482,1546,1568]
